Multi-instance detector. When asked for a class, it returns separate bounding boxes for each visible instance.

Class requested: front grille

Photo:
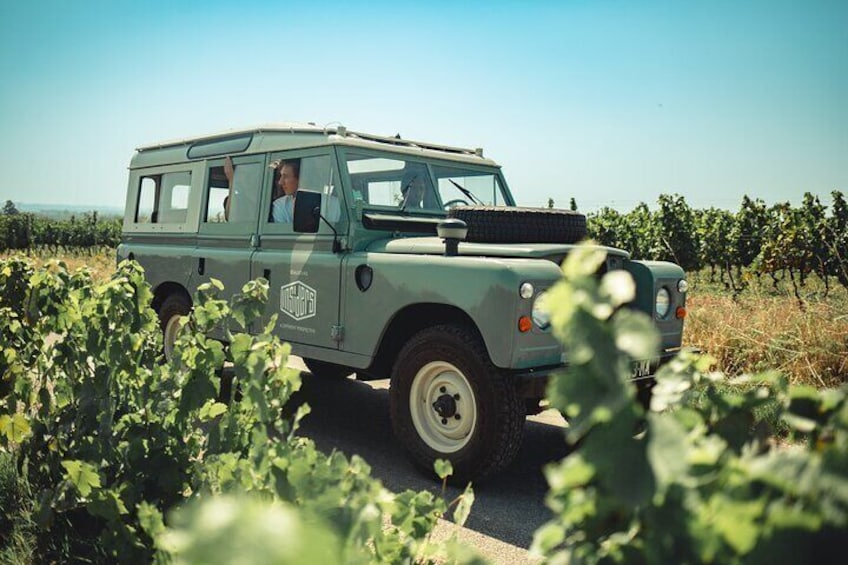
[595,254,625,278]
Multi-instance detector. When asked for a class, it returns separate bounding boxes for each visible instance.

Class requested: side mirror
[293,190,322,233]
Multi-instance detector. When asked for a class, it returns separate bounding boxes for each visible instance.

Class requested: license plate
[632,360,652,379]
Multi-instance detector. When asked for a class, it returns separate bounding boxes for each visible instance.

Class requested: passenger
[229,155,339,224]
[400,171,427,209]
[271,158,342,223]
[270,159,300,223]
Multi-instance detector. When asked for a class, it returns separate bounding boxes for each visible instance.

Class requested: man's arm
[224,156,235,220]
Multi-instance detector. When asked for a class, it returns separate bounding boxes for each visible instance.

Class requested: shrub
[0,258,474,563]
[532,245,848,563]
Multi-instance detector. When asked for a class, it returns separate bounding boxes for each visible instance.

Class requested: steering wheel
[443,198,470,210]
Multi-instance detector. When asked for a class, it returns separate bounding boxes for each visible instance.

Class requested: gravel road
[289,357,570,563]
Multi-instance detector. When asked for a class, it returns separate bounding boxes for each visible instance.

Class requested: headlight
[532,291,551,329]
[655,287,671,319]
[678,279,689,293]
[519,282,535,299]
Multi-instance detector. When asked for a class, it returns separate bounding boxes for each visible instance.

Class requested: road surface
[289,357,571,558]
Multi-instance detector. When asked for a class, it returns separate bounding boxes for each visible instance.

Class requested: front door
[251,150,347,353]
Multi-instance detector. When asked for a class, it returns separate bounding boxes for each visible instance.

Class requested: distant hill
[13,202,124,220]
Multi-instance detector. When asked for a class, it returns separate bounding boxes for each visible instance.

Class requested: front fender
[341,253,563,369]
[624,260,687,352]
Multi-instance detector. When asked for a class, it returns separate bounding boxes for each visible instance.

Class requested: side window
[136,177,158,223]
[267,154,341,228]
[204,161,262,224]
[135,171,191,224]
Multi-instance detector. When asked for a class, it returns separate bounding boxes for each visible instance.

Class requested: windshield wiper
[448,179,485,205]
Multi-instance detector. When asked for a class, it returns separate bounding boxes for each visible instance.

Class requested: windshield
[344,152,511,212]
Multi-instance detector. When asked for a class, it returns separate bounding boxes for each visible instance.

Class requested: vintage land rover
[118,123,687,481]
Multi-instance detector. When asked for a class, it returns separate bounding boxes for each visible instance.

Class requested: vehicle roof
[130,122,501,169]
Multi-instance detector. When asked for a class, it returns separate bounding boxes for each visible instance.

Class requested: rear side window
[135,171,192,224]
[204,161,262,224]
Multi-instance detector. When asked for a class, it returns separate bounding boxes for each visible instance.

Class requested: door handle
[263,268,271,281]
[198,257,205,275]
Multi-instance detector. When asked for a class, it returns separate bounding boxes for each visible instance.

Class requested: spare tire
[447,206,587,244]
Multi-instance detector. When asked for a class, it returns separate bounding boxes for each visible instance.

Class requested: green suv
[118,123,687,481]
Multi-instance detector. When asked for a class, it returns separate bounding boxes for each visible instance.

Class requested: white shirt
[272,194,295,223]
[272,192,341,224]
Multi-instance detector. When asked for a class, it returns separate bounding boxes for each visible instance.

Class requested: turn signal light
[676,307,687,320]
[518,316,533,333]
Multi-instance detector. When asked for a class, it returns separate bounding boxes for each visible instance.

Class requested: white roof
[136,122,486,158]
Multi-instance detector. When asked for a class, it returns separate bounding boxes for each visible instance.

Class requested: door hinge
[331,325,344,342]
[250,234,260,248]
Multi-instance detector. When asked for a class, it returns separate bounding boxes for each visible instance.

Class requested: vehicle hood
[365,236,629,262]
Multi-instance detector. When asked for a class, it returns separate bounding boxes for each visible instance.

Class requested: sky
[0,0,846,213]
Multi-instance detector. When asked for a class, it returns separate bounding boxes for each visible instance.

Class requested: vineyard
[0,206,121,252]
[1,254,845,563]
[585,191,848,299]
[3,191,846,302]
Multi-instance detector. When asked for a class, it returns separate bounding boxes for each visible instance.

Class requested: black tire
[158,293,191,362]
[303,358,354,380]
[389,325,525,483]
[447,206,587,244]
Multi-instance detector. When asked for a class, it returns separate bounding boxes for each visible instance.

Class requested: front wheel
[389,325,524,483]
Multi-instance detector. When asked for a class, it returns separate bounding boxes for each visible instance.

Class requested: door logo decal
[280,281,317,321]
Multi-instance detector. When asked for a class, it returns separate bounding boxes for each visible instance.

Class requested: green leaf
[61,460,101,497]
[531,523,566,555]
[562,245,607,279]
[87,489,129,521]
[613,309,660,362]
[137,501,167,544]
[781,412,818,433]
[0,413,30,443]
[199,400,228,421]
[709,495,764,555]
[453,483,474,527]
[599,270,636,307]
[544,455,595,493]
[434,459,453,480]
[646,413,690,492]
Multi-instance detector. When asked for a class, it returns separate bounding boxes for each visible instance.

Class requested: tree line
[4,191,847,297]
[585,191,848,295]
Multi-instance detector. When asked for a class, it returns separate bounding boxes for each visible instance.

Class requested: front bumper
[512,346,702,387]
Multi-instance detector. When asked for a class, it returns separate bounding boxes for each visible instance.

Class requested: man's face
[277,164,299,196]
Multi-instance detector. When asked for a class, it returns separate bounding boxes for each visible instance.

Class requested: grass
[0,451,35,564]
[684,270,848,388]
[0,246,116,282]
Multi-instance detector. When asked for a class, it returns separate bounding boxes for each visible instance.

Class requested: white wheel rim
[163,314,182,360]
[409,361,477,453]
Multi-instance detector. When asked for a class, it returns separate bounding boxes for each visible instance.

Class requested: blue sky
[1,0,845,212]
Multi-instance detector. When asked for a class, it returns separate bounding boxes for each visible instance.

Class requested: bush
[0,258,474,563]
[532,245,848,564]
